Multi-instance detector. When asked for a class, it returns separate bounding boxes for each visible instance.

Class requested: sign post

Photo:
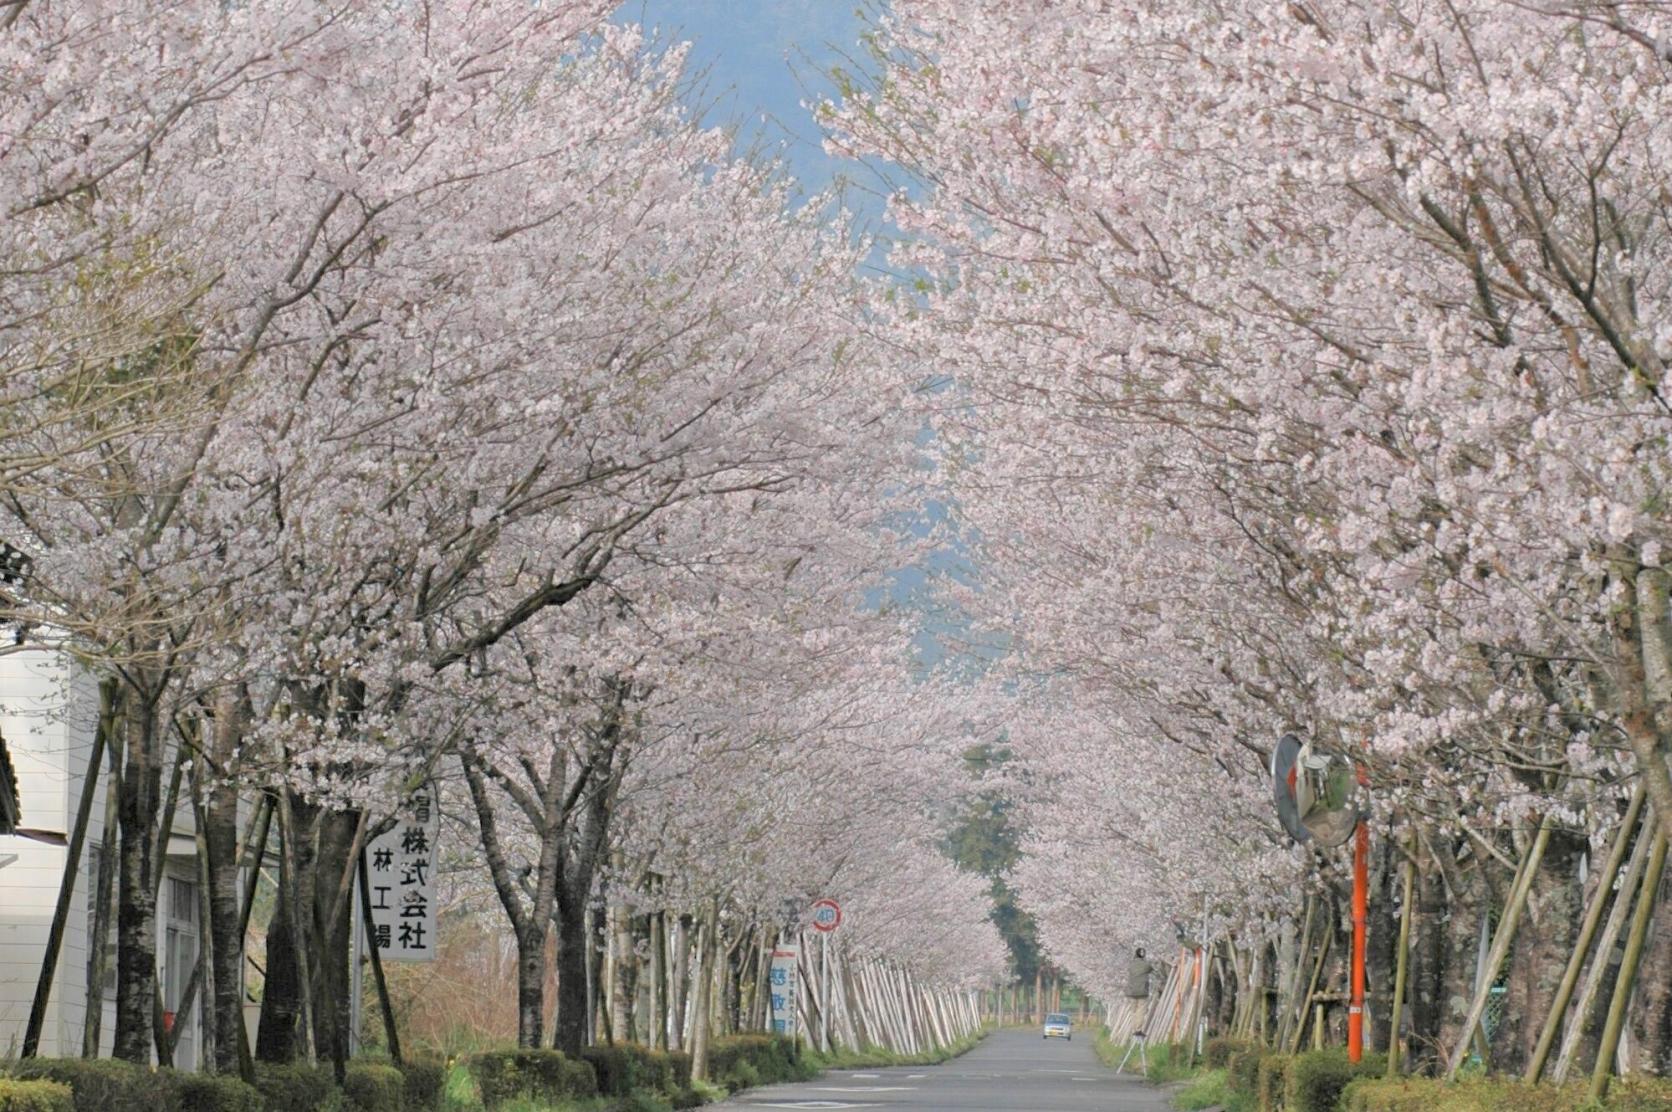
[364,787,440,963]
[810,899,842,1052]
[769,946,800,1038]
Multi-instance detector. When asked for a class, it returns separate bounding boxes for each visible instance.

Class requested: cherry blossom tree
[827,0,1672,1076]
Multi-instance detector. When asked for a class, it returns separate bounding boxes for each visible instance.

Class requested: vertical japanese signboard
[768,947,800,1037]
[364,788,439,961]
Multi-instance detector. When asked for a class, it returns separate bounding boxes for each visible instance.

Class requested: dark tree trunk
[1366,831,1399,1054]
[1630,867,1672,1074]
[1501,828,1585,1075]
[113,695,164,1062]
[1408,851,1451,1072]
[256,794,318,1062]
[204,717,245,1072]
[1432,849,1487,1070]
[312,807,359,1080]
[554,881,592,1056]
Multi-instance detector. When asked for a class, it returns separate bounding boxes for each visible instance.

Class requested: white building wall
[0,647,203,1066]
[0,648,99,1059]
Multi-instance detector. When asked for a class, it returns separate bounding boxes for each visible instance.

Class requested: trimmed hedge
[394,1058,447,1112]
[1284,1048,1387,1112]
[343,1063,404,1112]
[1206,1037,1253,1070]
[1343,1076,1672,1111]
[3,1056,468,1112]
[1257,1052,1292,1112]
[174,1074,264,1112]
[707,1033,814,1091]
[582,1044,673,1096]
[0,1080,74,1112]
[466,1049,597,1109]
[8,1059,175,1112]
[1227,1046,1268,1098]
[252,1063,340,1112]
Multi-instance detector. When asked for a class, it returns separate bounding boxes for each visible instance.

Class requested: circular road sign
[810,898,842,933]
[1271,733,1312,844]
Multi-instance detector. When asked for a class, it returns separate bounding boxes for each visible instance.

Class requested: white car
[1042,1012,1072,1040]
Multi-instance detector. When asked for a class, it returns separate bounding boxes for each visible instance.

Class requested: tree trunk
[1629,865,1672,1074]
[256,793,318,1063]
[671,915,692,1050]
[690,900,718,1082]
[1502,828,1585,1075]
[204,711,246,1073]
[83,724,122,1057]
[113,694,164,1062]
[552,877,593,1056]
[651,908,668,1050]
[1407,850,1449,1071]
[311,807,359,1080]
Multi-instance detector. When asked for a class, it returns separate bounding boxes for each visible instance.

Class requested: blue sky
[614,1,883,207]
[612,2,986,671]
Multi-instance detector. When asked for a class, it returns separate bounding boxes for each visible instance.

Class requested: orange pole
[1349,819,1369,1062]
[1170,946,1190,1040]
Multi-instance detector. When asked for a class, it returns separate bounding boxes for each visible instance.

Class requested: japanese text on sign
[768,948,799,1037]
[364,788,439,962]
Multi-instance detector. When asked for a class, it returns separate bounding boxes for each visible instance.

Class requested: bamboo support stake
[1553,807,1657,1081]
[1527,785,1646,1083]
[357,850,401,1064]
[1386,837,1418,1077]
[22,683,111,1058]
[82,728,123,1058]
[1277,897,1316,1051]
[1588,829,1668,1104]
[1289,920,1332,1055]
[1445,812,1556,1080]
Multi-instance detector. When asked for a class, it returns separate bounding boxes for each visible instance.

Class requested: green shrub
[1176,1068,1232,1111]
[581,1043,684,1097]
[665,1050,694,1090]
[342,1063,402,1112]
[1285,1048,1387,1112]
[1256,1052,1291,1112]
[9,1059,177,1112]
[466,1049,596,1109]
[706,1034,810,1090]
[1610,1077,1672,1111]
[1227,1047,1267,1098]
[0,1079,74,1112]
[618,1093,673,1112]
[252,1063,338,1112]
[173,1073,264,1112]
[669,1085,705,1110]
[394,1058,447,1111]
[1340,1076,1672,1111]
[579,1045,633,1096]
[1207,1038,1253,1069]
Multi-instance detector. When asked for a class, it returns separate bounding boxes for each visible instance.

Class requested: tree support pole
[357,849,402,1064]
[1527,786,1646,1083]
[1445,811,1555,1079]
[1588,828,1668,1104]
[1553,806,1655,1081]
[22,683,112,1057]
[1386,836,1417,1077]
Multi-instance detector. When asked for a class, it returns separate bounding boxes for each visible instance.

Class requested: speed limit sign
[810,898,842,933]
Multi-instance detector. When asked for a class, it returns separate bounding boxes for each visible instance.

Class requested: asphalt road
[712,1027,1174,1111]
